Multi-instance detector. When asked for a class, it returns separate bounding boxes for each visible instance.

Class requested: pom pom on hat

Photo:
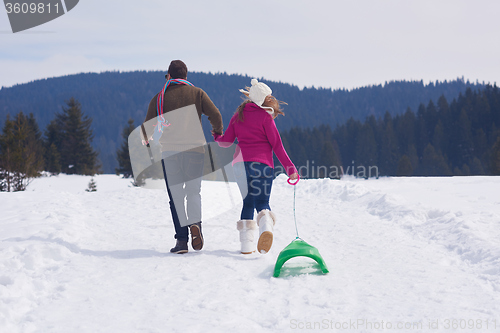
[244,79,272,107]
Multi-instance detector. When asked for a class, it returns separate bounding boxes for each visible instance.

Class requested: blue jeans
[234,162,274,220]
[161,151,205,241]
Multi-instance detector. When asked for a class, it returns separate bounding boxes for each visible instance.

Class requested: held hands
[140,130,153,146]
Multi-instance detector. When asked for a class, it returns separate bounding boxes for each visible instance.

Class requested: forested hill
[0,71,483,173]
[280,85,500,177]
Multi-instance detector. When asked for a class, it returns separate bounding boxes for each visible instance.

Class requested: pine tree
[473,128,488,161]
[461,163,471,176]
[86,177,97,192]
[379,112,399,175]
[27,113,45,164]
[318,141,342,178]
[491,137,500,175]
[45,143,61,174]
[456,108,474,166]
[432,120,446,154]
[0,112,44,191]
[49,98,99,175]
[407,144,419,174]
[115,118,135,178]
[397,108,416,157]
[335,118,362,171]
[420,143,452,176]
[355,122,378,169]
[417,103,429,157]
[396,155,413,176]
[470,157,485,175]
[0,171,5,192]
[44,119,63,174]
[0,117,14,191]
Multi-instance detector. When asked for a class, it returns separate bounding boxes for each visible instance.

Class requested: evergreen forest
[0,98,99,191]
[1,71,499,182]
[0,71,484,173]
[280,86,500,177]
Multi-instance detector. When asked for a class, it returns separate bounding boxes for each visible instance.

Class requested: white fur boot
[256,209,277,254]
[237,220,257,254]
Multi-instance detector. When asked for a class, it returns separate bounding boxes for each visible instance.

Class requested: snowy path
[1,175,500,332]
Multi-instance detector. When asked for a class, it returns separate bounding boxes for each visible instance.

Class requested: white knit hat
[239,79,274,114]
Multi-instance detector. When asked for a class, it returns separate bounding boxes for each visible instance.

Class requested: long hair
[236,88,287,121]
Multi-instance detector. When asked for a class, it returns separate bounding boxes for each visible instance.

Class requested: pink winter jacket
[213,102,297,176]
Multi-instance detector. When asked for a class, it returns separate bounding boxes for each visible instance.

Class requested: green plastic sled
[273,238,329,277]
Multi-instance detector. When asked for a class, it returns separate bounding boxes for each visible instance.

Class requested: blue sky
[1,0,499,90]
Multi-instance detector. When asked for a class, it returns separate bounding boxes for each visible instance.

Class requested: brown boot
[189,222,204,251]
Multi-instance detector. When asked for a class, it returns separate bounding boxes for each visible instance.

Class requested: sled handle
[287,174,300,185]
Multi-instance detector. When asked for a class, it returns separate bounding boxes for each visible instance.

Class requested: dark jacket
[143,84,223,152]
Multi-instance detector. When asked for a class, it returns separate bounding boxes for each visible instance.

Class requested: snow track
[1,175,500,332]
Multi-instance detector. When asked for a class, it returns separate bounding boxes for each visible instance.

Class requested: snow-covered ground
[1,174,500,332]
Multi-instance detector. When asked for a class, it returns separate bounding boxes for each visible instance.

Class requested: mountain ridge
[0,70,484,173]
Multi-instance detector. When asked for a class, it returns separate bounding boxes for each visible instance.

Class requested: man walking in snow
[142,60,223,254]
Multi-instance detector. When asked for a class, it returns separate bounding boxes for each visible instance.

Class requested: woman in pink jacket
[213,79,299,254]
